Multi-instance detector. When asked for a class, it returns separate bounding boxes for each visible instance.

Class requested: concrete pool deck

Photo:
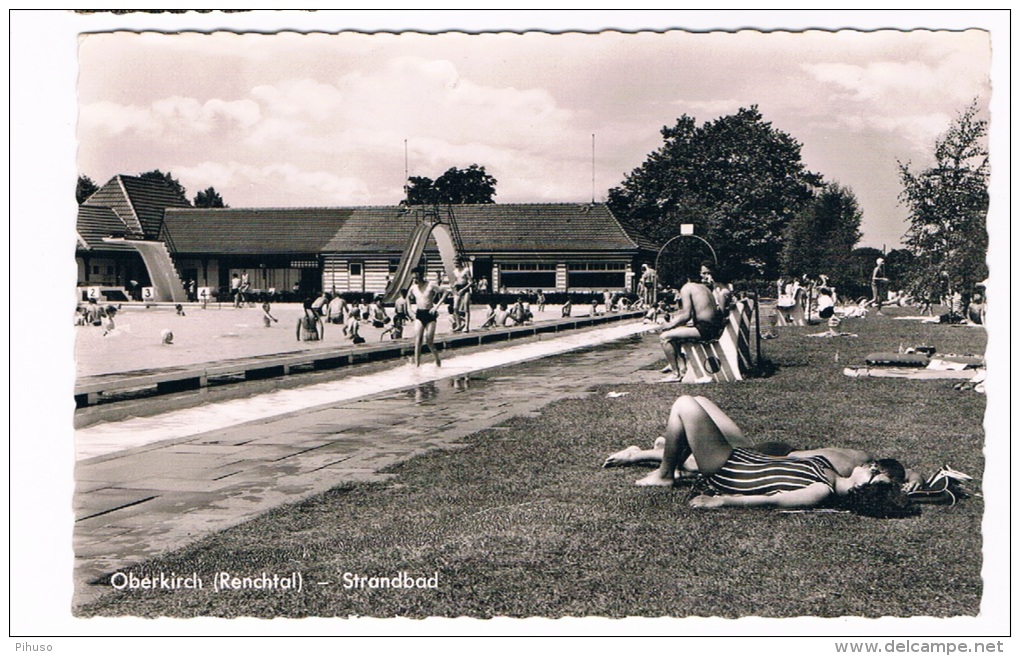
[74,308,644,407]
[73,319,663,608]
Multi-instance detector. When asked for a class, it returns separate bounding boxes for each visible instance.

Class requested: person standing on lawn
[871,257,889,315]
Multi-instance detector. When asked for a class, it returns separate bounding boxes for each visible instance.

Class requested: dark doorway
[473,257,493,292]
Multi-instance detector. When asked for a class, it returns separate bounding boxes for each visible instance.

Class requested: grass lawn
[78,308,988,619]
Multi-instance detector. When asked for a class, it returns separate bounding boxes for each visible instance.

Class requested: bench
[679,298,755,383]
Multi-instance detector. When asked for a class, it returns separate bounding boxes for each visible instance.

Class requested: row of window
[333,262,627,276]
[499,272,626,289]
[499,262,626,271]
[325,259,630,289]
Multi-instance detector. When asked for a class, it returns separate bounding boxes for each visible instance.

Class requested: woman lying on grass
[604,395,922,517]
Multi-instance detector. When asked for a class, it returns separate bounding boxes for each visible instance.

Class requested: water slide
[382,222,461,303]
[102,238,189,303]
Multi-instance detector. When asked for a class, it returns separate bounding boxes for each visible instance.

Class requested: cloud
[172,161,373,207]
[668,98,745,119]
[804,61,935,101]
[78,100,155,138]
[79,96,261,140]
[800,56,988,155]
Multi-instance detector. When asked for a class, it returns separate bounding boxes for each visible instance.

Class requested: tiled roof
[162,207,349,255]
[82,175,190,239]
[119,175,192,237]
[76,205,145,251]
[163,203,652,256]
[611,212,662,251]
[326,203,648,254]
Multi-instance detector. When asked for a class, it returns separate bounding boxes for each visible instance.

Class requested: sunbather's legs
[636,395,735,486]
[688,395,752,448]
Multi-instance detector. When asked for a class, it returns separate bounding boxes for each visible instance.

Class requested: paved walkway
[74,322,662,607]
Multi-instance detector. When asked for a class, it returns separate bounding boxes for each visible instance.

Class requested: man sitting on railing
[656,262,725,383]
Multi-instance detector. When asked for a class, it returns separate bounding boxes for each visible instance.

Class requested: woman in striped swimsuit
[615,396,917,515]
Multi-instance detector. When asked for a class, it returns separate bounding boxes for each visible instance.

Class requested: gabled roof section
[75,205,145,251]
[162,207,351,255]
[137,202,659,257]
[611,212,662,252]
[120,175,192,237]
[83,175,191,239]
[326,203,651,254]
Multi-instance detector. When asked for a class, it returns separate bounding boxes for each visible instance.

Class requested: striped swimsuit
[707,448,836,496]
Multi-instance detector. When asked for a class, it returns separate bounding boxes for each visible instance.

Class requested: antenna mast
[404,139,409,203]
[591,133,596,204]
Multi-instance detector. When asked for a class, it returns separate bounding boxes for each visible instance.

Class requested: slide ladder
[383,204,465,303]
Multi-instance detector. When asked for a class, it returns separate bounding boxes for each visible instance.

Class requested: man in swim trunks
[407,266,448,367]
[871,257,889,315]
[450,256,473,332]
[700,261,733,316]
[657,262,725,382]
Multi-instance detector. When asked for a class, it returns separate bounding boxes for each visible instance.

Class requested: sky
[71,13,993,250]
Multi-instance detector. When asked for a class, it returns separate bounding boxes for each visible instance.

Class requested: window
[567,262,626,288]
[567,262,626,271]
[349,262,362,276]
[388,259,400,274]
[500,263,556,272]
[498,262,556,289]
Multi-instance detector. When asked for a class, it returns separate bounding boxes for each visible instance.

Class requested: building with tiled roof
[163,203,656,296]
[77,175,660,299]
[75,175,191,293]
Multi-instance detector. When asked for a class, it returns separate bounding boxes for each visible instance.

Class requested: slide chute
[383,207,465,303]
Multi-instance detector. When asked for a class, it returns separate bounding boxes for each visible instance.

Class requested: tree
[77,175,99,204]
[898,101,989,307]
[194,187,228,208]
[780,182,864,287]
[406,164,497,205]
[608,106,823,281]
[883,248,915,291]
[139,169,189,203]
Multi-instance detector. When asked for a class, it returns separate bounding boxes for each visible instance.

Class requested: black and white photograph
[10,9,1009,648]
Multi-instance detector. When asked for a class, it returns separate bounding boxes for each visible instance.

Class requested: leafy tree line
[79,164,498,209]
[607,106,826,283]
[606,102,988,302]
[77,170,228,208]
[779,182,864,294]
[897,101,988,307]
[405,164,497,205]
